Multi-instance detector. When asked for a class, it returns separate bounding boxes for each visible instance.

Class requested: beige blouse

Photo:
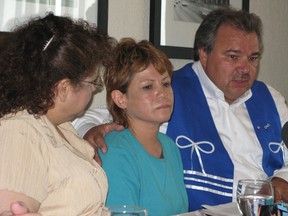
[0,110,108,215]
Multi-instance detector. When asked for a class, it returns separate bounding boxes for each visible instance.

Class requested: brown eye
[249,56,259,62]
[143,85,153,90]
[163,82,171,88]
[229,55,239,60]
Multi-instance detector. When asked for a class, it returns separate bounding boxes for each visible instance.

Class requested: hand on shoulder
[84,122,124,165]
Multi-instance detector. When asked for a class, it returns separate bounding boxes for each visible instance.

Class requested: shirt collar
[192,61,252,106]
[41,115,95,162]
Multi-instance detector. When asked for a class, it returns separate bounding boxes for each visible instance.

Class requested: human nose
[157,85,169,97]
[237,58,250,73]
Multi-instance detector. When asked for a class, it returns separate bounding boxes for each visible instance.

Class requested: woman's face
[61,74,100,122]
[122,64,174,128]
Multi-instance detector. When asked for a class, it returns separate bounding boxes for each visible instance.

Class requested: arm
[72,106,113,138]
[72,106,123,164]
[0,191,41,216]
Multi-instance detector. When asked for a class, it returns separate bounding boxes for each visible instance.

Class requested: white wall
[0,0,97,31]
[250,0,288,101]
[91,0,288,108]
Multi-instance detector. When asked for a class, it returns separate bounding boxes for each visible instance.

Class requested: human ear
[199,48,208,68]
[56,79,71,102]
[111,90,127,109]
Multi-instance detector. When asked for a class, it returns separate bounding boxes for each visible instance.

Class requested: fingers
[10,202,28,215]
[93,153,102,166]
[84,123,124,149]
[272,177,288,203]
[94,137,107,154]
[104,122,124,133]
[274,190,282,203]
[0,202,41,216]
[97,123,123,153]
[98,123,123,150]
[280,190,288,203]
[83,122,124,165]
[83,127,99,147]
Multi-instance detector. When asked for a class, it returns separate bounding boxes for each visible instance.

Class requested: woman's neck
[129,122,163,158]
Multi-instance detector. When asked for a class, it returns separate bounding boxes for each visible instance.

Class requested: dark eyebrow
[224,49,260,56]
[162,75,170,81]
[224,49,241,54]
[250,51,261,56]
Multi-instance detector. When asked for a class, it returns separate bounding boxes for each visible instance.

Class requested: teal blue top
[100,129,188,216]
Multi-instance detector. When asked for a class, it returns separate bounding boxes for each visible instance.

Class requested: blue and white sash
[167,63,284,211]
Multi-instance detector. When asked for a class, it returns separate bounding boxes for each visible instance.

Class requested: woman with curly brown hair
[0,13,115,215]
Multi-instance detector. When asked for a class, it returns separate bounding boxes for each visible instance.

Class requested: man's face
[199,24,261,104]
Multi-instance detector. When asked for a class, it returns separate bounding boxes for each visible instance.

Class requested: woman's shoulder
[1,110,38,129]
[0,110,57,143]
[100,129,138,163]
[104,128,134,147]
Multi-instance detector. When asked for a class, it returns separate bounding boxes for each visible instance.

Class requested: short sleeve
[72,106,112,138]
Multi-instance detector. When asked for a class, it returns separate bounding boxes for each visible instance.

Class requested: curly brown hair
[0,12,116,118]
[104,38,173,128]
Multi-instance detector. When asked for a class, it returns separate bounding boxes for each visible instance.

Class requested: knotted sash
[167,63,284,211]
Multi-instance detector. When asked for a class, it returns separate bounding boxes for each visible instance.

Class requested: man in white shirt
[73,8,288,211]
